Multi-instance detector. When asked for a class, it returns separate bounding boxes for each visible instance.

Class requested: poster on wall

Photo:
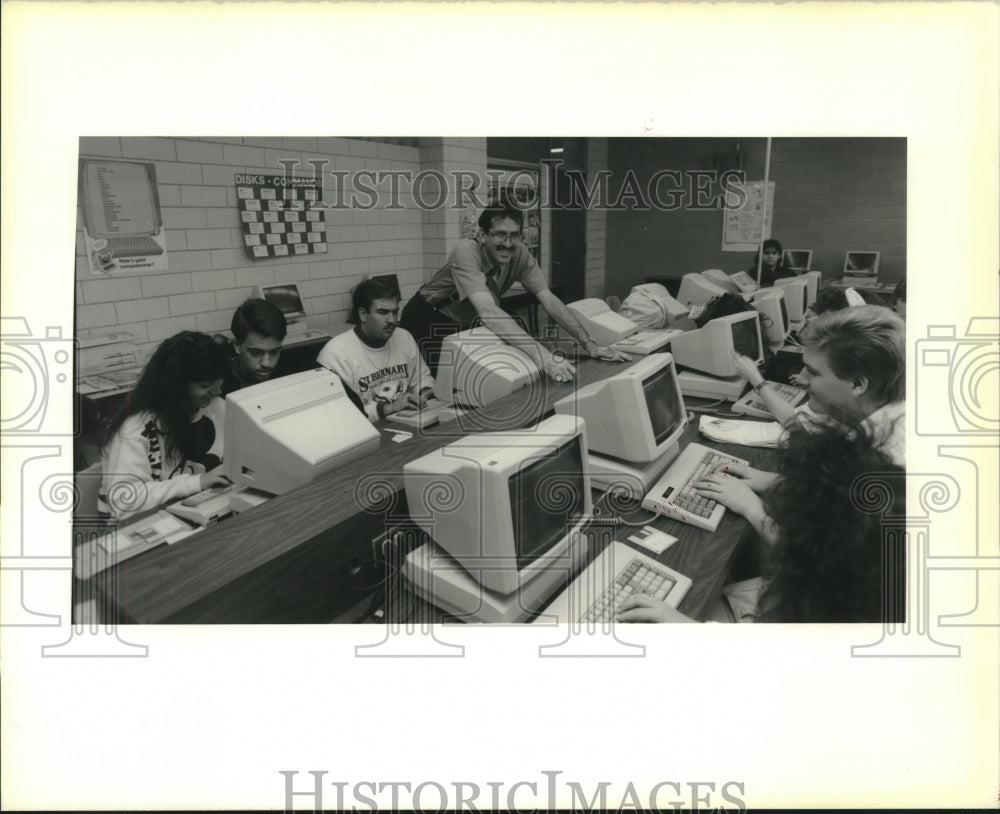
[722,180,774,252]
[486,165,541,264]
[236,173,328,260]
[79,158,169,275]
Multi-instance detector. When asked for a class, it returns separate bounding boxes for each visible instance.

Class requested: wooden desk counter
[93,347,636,623]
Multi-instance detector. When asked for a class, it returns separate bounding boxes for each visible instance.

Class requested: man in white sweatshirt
[317,278,435,422]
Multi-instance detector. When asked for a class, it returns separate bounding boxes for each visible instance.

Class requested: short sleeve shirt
[418,237,548,327]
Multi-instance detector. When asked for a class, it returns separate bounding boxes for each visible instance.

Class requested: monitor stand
[403,532,590,623]
[677,371,748,401]
[585,444,681,500]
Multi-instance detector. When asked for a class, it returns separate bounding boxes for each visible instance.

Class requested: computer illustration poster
[2,2,998,812]
[78,158,169,275]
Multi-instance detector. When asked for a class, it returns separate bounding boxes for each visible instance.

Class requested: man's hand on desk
[589,343,632,363]
[616,594,696,623]
[543,351,577,383]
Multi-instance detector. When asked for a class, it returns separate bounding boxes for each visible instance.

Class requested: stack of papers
[698,415,784,448]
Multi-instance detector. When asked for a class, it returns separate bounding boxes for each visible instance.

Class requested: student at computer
[695,305,905,542]
[317,278,436,422]
[747,238,797,288]
[221,298,288,395]
[399,203,629,382]
[617,416,905,623]
[98,331,231,518]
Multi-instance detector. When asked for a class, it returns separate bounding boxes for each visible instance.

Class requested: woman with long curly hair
[617,416,905,623]
[98,330,230,518]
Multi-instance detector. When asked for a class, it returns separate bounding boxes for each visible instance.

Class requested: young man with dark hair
[317,278,434,422]
[399,204,629,382]
[222,298,288,395]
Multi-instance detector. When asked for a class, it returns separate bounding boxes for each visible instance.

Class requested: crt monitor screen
[844,251,880,276]
[644,363,684,445]
[732,314,761,360]
[510,436,587,570]
[783,249,812,270]
[258,283,306,319]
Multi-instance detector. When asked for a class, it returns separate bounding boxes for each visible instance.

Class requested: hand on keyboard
[198,466,230,492]
[705,460,775,494]
[692,471,764,521]
[616,593,694,623]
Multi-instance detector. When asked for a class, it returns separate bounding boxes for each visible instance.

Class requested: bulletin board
[235,173,328,260]
[722,180,774,252]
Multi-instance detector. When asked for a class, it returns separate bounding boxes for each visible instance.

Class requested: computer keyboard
[166,483,246,525]
[641,442,749,532]
[533,541,691,624]
[731,381,806,419]
[105,236,164,258]
[389,397,452,428]
[611,328,685,355]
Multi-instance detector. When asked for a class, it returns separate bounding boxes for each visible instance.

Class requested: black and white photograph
[2,2,996,811]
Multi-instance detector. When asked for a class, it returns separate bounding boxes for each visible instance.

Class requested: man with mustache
[399,203,629,383]
[318,278,435,422]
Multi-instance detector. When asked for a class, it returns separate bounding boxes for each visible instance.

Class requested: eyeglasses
[489,230,522,244]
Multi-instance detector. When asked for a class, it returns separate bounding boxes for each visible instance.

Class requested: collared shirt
[417,236,548,327]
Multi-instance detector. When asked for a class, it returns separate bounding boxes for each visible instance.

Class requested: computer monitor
[677,273,727,307]
[223,369,380,496]
[553,354,688,496]
[843,251,881,277]
[669,311,764,377]
[772,278,810,324]
[800,270,822,306]
[434,326,541,408]
[254,283,307,321]
[404,413,592,596]
[700,269,740,295]
[783,249,812,271]
[555,354,686,463]
[627,283,690,322]
[751,288,790,347]
[567,298,639,346]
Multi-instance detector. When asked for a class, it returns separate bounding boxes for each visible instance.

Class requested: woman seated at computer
[747,238,797,288]
[617,416,904,623]
[98,330,231,518]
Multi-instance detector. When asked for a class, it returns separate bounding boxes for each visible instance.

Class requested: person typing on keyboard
[618,416,906,623]
[99,331,231,518]
[697,304,905,527]
[317,278,436,422]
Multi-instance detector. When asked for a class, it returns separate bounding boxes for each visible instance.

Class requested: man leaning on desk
[400,203,631,382]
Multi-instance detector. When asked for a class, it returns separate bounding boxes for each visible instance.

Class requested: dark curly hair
[758,413,906,623]
[99,331,228,462]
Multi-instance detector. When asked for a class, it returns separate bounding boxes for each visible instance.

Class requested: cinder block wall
[75,136,489,355]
